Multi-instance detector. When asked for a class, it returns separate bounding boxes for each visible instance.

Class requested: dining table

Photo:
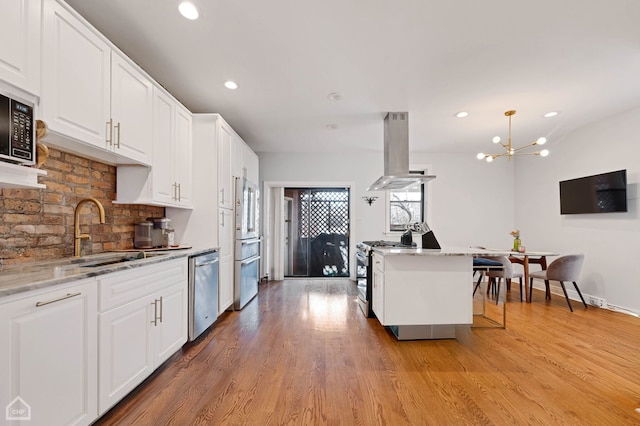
[508,251,559,302]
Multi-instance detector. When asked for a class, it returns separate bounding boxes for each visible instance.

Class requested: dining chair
[472,257,503,297]
[483,256,524,303]
[529,254,586,312]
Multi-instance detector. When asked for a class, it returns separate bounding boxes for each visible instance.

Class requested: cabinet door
[244,145,259,185]
[232,133,243,179]
[218,121,234,209]
[174,105,193,207]
[98,296,154,414]
[151,88,176,204]
[154,282,188,366]
[0,0,41,95]
[110,52,153,165]
[372,268,384,323]
[41,0,111,149]
[0,280,97,426]
[218,208,235,312]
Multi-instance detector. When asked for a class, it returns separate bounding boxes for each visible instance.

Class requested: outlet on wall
[589,296,607,308]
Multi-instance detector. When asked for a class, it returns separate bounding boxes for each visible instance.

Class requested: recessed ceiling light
[455,111,469,118]
[326,124,338,130]
[178,2,199,20]
[327,92,342,101]
[544,111,559,118]
[224,80,238,90]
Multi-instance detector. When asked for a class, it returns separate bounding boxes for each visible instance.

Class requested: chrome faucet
[74,197,106,257]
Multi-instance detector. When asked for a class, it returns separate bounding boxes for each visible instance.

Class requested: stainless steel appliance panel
[234,253,259,310]
[235,237,261,259]
[188,250,219,341]
[235,177,259,240]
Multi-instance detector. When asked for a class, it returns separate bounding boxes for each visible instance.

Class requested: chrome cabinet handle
[151,299,158,326]
[221,211,225,227]
[158,296,163,323]
[36,292,81,307]
[114,122,121,148]
[220,188,224,203]
[106,119,113,146]
[177,183,181,202]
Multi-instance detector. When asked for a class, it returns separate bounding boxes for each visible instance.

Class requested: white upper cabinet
[109,52,153,165]
[243,144,259,185]
[174,104,193,207]
[149,88,175,205]
[231,132,259,184]
[40,0,110,149]
[115,87,192,208]
[40,0,152,166]
[0,0,41,95]
[218,120,234,210]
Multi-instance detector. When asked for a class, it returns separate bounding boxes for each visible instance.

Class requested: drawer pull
[36,292,81,307]
[151,299,158,326]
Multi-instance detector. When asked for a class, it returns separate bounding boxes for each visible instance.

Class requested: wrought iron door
[285,187,350,277]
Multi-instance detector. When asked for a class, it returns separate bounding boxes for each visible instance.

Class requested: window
[387,171,426,232]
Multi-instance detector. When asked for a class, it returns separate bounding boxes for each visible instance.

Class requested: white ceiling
[65,0,640,157]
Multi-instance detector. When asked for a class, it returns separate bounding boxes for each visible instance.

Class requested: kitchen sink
[52,251,170,276]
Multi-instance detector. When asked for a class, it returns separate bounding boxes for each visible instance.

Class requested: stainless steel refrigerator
[234,177,260,309]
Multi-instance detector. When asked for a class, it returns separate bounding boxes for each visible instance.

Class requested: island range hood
[367,112,436,191]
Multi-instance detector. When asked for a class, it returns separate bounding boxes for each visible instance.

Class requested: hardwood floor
[95,279,640,425]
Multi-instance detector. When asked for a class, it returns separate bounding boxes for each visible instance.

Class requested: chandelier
[476,110,549,162]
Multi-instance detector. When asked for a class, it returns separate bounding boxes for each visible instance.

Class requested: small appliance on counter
[405,222,441,249]
[400,230,413,246]
[134,221,153,248]
[134,217,175,248]
[147,217,175,248]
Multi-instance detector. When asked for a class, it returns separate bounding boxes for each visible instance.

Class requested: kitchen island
[371,247,509,340]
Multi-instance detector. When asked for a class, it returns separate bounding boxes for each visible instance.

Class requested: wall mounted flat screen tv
[559,169,627,214]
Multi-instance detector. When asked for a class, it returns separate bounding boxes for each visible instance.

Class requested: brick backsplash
[0,148,164,264]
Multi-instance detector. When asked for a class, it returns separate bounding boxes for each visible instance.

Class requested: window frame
[384,168,431,235]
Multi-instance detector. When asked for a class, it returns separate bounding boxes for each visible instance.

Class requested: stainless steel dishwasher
[188,250,219,341]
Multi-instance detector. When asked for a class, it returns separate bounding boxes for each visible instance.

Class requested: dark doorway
[284,187,350,277]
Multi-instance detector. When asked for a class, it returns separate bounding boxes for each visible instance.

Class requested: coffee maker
[148,217,174,247]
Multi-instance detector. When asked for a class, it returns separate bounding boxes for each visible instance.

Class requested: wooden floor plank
[95,279,640,425]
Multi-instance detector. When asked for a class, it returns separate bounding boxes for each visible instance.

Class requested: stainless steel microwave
[0,91,35,165]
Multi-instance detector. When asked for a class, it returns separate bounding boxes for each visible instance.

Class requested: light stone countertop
[371,247,513,257]
[0,246,219,298]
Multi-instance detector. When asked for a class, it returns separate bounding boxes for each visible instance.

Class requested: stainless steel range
[356,240,416,317]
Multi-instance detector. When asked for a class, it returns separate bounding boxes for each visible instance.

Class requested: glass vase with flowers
[510,230,521,252]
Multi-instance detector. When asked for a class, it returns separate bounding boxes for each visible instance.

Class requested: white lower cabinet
[98,258,188,414]
[0,279,98,426]
[372,253,385,322]
[218,208,234,313]
[98,292,154,414]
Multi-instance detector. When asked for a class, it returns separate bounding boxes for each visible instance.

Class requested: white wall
[258,151,515,250]
[515,106,640,314]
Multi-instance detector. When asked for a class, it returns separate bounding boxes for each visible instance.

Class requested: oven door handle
[196,258,219,267]
[240,255,260,266]
[240,238,262,245]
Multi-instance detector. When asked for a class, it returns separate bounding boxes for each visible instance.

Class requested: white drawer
[98,258,187,312]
